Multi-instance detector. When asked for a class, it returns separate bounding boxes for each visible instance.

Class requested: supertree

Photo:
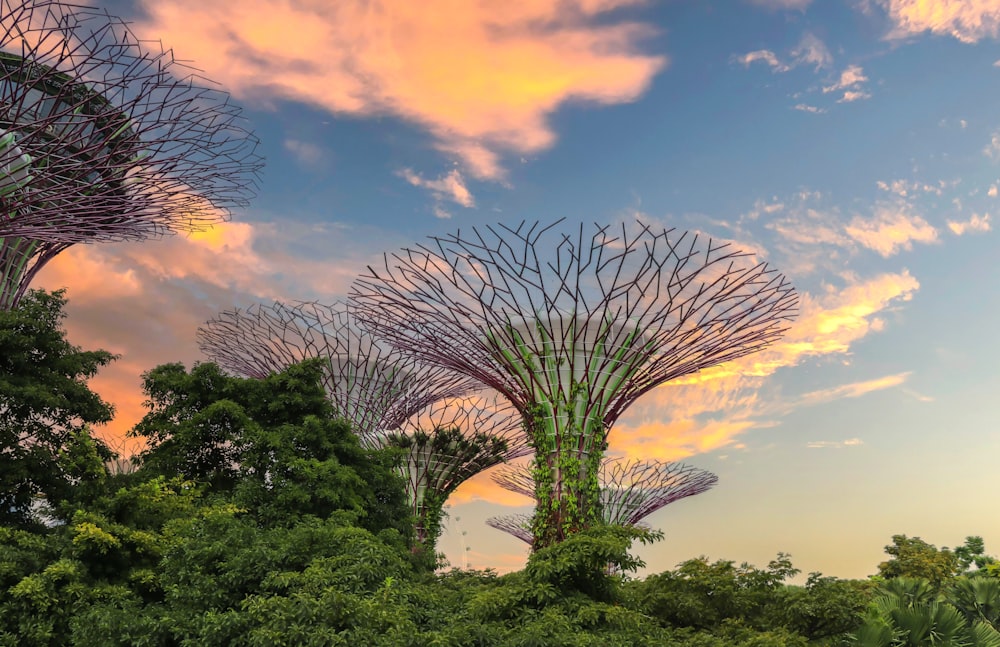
[0,0,261,308]
[486,457,718,544]
[350,219,796,548]
[198,301,531,553]
[369,392,530,550]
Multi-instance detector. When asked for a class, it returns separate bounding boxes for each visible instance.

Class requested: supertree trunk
[351,219,796,549]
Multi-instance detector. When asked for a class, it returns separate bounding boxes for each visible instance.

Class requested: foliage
[0,289,116,527]
[130,360,412,538]
[852,576,1000,647]
[878,535,961,589]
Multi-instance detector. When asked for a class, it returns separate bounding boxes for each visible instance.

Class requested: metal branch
[350,219,794,546]
[489,457,718,534]
[0,1,261,308]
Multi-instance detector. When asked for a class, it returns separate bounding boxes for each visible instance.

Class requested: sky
[20,0,1000,580]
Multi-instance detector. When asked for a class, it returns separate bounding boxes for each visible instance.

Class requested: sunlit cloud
[880,0,1000,42]
[806,437,864,449]
[794,103,827,114]
[32,220,411,445]
[792,372,911,408]
[844,207,938,256]
[134,0,666,179]
[984,130,1000,159]
[735,49,789,72]
[611,271,920,460]
[947,212,992,234]
[398,168,475,208]
[734,32,831,74]
[822,64,872,102]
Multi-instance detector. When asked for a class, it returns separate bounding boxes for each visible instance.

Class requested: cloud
[880,0,1000,43]
[735,33,831,74]
[610,271,920,460]
[793,372,911,408]
[399,168,475,208]
[735,49,789,72]
[134,0,666,179]
[947,212,992,235]
[283,139,324,167]
[746,0,812,9]
[31,219,410,445]
[806,438,864,449]
[791,32,833,70]
[823,64,872,102]
[844,207,938,256]
[793,103,827,114]
[984,131,1000,159]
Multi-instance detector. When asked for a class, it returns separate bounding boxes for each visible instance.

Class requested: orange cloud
[610,271,920,460]
[947,212,992,235]
[881,0,1000,42]
[31,220,412,449]
[134,0,666,179]
[845,207,938,257]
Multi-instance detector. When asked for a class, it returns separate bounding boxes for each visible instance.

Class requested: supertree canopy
[198,301,531,553]
[488,457,718,539]
[198,301,476,442]
[0,0,261,308]
[369,392,530,550]
[350,219,796,548]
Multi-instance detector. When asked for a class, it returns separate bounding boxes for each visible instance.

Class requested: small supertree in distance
[0,0,262,308]
[198,301,531,554]
[198,301,476,441]
[370,392,530,553]
[487,457,718,544]
[350,219,796,548]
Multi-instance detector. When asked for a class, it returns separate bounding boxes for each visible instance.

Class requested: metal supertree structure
[369,392,530,549]
[198,301,531,552]
[350,219,796,548]
[0,1,261,308]
[486,457,718,544]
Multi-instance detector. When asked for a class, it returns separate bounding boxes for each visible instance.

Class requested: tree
[0,289,116,526]
[878,535,960,589]
[955,537,999,575]
[130,359,413,538]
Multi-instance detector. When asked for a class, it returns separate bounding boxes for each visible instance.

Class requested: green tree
[131,360,412,538]
[0,289,116,527]
[956,537,999,575]
[878,535,960,589]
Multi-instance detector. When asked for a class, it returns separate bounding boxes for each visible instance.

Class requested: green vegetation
[2,290,998,645]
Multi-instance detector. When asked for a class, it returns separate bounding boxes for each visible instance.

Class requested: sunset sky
[27,0,1000,580]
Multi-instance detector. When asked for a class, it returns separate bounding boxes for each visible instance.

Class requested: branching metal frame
[350,219,796,547]
[198,301,475,442]
[0,0,261,308]
[370,392,531,547]
[198,301,533,553]
[488,458,716,544]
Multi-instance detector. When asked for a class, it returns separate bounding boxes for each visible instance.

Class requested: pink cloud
[881,0,1000,42]
[134,0,666,179]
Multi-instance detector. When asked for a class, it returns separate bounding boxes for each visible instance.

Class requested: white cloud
[794,103,827,114]
[947,212,991,235]
[839,90,872,103]
[399,168,475,208]
[984,131,1000,159]
[791,32,833,70]
[807,438,864,449]
[735,49,789,72]
[283,139,324,167]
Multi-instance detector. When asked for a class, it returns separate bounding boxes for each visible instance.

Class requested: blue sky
[27,0,1000,579]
